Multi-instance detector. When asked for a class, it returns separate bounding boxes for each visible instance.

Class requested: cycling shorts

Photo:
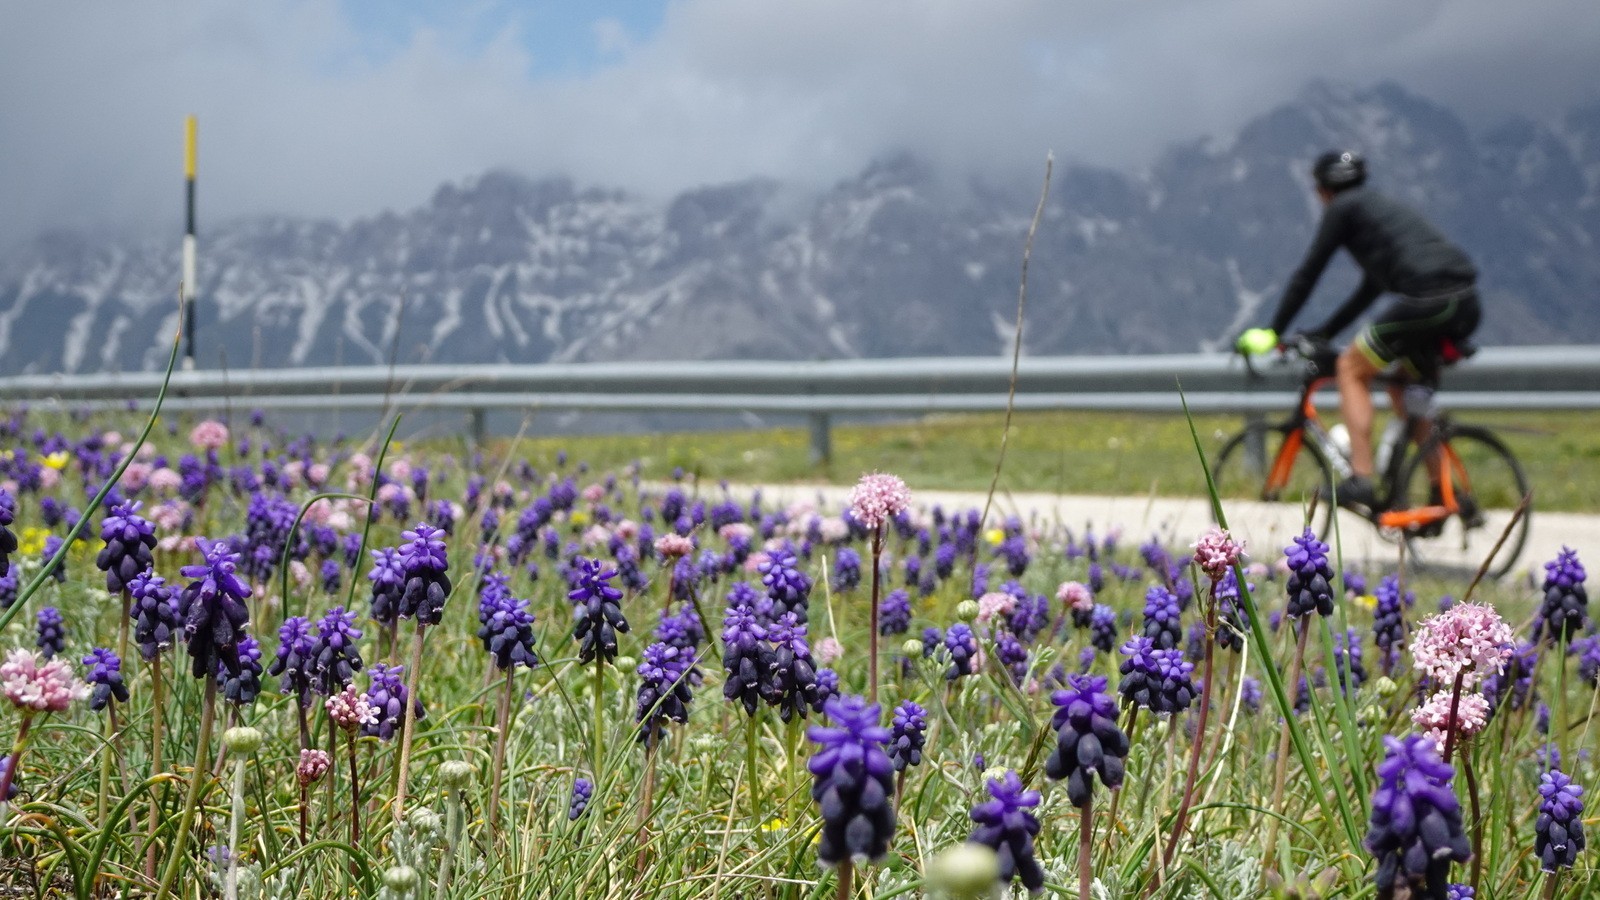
[1354,286,1480,385]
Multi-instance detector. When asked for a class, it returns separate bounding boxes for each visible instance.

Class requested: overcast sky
[2,1,1597,252]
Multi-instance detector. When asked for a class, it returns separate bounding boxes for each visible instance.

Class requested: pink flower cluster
[188,420,230,451]
[847,473,911,531]
[1056,581,1094,612]
[325,685,378,732]
[1412,690,1491,753]
[1411,602,1515,687]
[2,649,89,713]
[654,533,695,559]
[813,637,844,666]
[977,591,1017,625]
[1192,526,1244,581]
[297,749,332,785]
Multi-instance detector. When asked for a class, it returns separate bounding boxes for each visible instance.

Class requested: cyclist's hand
[1236,327,1278,356]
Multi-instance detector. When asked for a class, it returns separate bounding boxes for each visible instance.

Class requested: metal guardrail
[2,346,1596,463]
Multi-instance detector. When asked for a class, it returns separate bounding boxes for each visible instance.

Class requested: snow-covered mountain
[3,81,1598,375]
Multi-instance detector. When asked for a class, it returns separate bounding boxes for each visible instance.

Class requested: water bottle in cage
[1373,418,1407,475]
[1328,423,1352,461]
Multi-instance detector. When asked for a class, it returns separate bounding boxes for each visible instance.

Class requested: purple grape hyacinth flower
[568,777,592,820]
[759,549,811,623]
[177,538,253,680]
[218,633,263,706]
[1285,529,1336,618]
[0,488,16,577]
[128,570,179,663]
[1534,768,1585,873]
[1364,734,1470,899]
[569,558,628,665]
[83,648,129,711]
[635,641,693,748]
[268,616,316,707]
[943,623,978,680]
[1047,673,1129,806]
[310,606,364,696]
[1141,585,1183,650]
[96,503,157,594]
[1089,604,1118,653]
[807,695,895,867]
[967,770,1045,894]
[764,613,820,722]
[887,700,927,772]
[721,602,772,716]
[367,547,405,625]
[878,589,911,636]
[1536,547,1588,644]
[35,607,65,659]
[397,523,452,626]
[363,662,422,741]
[478,588,539,672]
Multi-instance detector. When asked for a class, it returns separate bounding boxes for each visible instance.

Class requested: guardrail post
[470,407,487,448]
[808,412,832,468]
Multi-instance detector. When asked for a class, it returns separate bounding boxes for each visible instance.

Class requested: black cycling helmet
[1312,150,1366,191]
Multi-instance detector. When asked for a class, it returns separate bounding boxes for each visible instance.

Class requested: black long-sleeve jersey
[1268,187,1476,337]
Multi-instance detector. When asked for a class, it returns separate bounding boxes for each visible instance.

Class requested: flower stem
[836,859,853,900]
[145,656,165,879]
[1078,793,1095,900]
[154,678,218,900]
[0,713,35,821]
[1442,671,1466,764]
[437,784,464,896]
[1262,619,1309,875]
[868,530,883,705]
[1099,707,1138,859]
[392,623,427,823]
[745,712,761,817]
[225,752,247,900]
[1463,748,1483,892]
[591,658,606,785]
[1160,587,1218,871]
[489,667,515,830]
[346,731,362,846]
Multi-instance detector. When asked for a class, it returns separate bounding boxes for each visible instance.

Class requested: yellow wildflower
[983,528,1005,547]
[760,816,788,833]
[19,527,51,556]
[43,451,69,471]
[1354,593,1378,612]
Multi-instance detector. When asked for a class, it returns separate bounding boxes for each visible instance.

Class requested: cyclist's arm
[1310,274,1381,338]
[1267,205,1350,335]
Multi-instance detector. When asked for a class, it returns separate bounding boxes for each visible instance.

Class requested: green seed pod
[382,865,419,892]
[926,842,1000,899]
[901,638,926,658]
[222,726,264,755]
[439,760,475,790]
[955,600,980,622]
[613,655,638,674]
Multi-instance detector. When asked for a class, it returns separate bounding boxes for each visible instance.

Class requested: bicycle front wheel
[1211,423,1334,540]
[1396,424,1531,580]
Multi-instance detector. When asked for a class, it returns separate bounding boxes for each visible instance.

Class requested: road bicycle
[1210,335,1531,579]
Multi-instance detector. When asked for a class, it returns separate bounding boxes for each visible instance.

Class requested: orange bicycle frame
[1377,441,1465,531]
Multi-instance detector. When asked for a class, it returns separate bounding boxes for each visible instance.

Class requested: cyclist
[1237,150,1480,515]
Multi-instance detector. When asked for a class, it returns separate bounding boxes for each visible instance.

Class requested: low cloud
[1,0,1596,251]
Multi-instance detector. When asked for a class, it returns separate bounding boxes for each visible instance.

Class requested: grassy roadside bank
[487,408,1600,512]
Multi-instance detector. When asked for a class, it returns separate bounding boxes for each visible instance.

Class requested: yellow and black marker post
[182,115,198,369]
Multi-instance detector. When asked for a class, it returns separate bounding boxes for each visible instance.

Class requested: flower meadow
[0,410,1593,899]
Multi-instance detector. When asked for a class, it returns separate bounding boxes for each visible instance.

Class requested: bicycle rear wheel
[1396,424,1531,580]
[1211,423,1334,540]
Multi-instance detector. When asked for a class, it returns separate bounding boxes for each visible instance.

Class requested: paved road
[741,482,1596,584]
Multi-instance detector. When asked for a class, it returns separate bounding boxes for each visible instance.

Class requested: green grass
[489,409,1600,513]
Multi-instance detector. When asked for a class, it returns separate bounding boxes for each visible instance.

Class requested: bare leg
[1336,346,1382,478]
